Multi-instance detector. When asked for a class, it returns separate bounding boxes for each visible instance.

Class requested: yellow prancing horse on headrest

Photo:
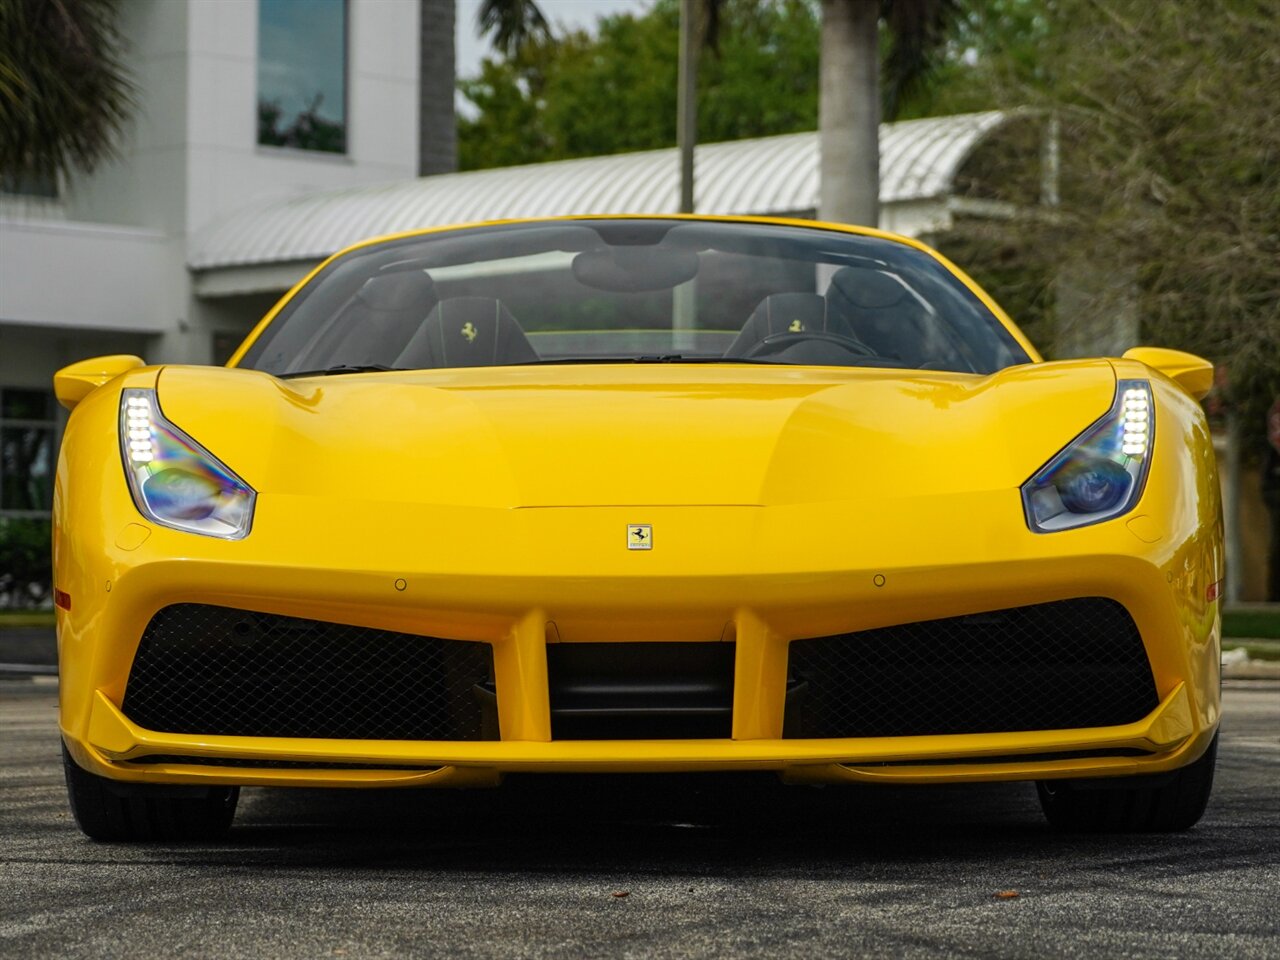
[461,322,478,343]
[788,319,804,332]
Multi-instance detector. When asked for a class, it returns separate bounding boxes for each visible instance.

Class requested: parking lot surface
[1,680,1277,959]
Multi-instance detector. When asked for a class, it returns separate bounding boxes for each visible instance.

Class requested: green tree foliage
[0,0,134,182]
[878,0,962,120]
[891,0,1049,119]
[458,0,1023,170]
[0,518,52,608]
[940,0,1280,457]
[459,0,821,170]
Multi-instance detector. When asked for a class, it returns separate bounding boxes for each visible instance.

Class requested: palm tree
[476,0,551,56]
[424,0,959,222]
[419,0,459,175]
[818,0,961,226]
[418,0,551,176]
[0,0,134,184]
[681,0,958,226]
[818,0,881,226]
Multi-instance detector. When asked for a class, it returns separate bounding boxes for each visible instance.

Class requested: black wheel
[1036,733,1217,833]
[62,743,238,842]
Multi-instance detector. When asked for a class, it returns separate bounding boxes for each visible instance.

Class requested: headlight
[1022,380,1153,532]
[119,389,256,539]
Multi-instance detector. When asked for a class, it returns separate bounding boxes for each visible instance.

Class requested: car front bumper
[76,681,1201,788]
[57,492,1222,789]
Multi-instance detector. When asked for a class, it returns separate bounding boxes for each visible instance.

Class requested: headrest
[827,267,906,310]
[355,270,436,311]
[724,292,857,358]
[397,297,538,368]
[752,293,832,335]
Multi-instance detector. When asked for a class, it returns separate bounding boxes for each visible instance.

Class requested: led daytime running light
[119,388,256,539]
[1121,387,1150,457]
[1021,379,1154,533]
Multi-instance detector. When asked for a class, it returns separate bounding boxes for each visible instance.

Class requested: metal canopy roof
[189,111,1010,271]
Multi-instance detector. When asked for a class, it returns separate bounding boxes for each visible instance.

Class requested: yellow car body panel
[54,217,1222,791]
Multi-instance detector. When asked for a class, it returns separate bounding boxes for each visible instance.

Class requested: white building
[0,0,421,523]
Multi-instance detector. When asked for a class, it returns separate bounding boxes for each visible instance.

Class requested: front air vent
[123,604,496,741]
[547,642,735,739]
[785,597,1158,739]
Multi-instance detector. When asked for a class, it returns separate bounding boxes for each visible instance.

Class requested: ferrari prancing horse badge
[627,524,652,550]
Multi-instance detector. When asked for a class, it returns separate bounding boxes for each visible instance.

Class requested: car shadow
[201,772,1208,875]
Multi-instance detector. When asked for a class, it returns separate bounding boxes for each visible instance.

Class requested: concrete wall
[63,0,419,240]
[1216,451,1274,602]
[0,220,173,334]
[181,0,420,239]
[0,325,153,389]
[62,0,190,232]
[1,0,422,368]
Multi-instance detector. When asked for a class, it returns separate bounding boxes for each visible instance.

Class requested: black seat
[394,297,539,369]
[825,267,936,368]
[317,270,438,367]
[724,292,863,358]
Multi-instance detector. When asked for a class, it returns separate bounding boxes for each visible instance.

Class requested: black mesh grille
[123,604,495,740]
[784,598,1158,739]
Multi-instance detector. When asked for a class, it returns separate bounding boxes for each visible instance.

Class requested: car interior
[239,220,1030,377]
[297,264,964,372]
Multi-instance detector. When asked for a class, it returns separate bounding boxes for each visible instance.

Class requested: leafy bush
[0,517,53,609]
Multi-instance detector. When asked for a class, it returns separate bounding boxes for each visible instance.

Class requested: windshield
[236,219,1031,376]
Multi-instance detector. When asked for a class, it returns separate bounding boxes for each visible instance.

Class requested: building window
[257,0,348,154]
[0,388,57,516]
[0,171,58,200]
[213,332,244,365]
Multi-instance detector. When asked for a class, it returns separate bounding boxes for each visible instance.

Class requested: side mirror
[54,355,146,411]
[1122,347,1213,401]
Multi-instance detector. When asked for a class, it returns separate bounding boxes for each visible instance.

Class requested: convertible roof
[190,111,1014,275]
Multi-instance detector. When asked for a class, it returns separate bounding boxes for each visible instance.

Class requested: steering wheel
[738,330,879,361]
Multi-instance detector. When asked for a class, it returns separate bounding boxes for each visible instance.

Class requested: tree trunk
[677,0,700,213]
[1224,413,1243,603]
[819,0,879,227]
[419,0,457,176]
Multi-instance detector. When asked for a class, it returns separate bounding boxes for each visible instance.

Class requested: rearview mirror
[54,355,146,411]
[572,246,699,293]
[1122,347,1213,401]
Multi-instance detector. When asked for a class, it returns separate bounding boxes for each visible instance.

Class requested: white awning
[189,111,1013,273]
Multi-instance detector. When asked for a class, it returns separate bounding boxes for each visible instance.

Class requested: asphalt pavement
[1,680,1277,959]
[0,628,57,668]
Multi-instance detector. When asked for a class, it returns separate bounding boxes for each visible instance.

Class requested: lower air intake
[547,642,735,739]
[122,604,495,740]
[784,597,1158,739]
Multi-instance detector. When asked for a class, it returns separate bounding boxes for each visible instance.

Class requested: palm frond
[476,0,552,58]
[880,0,961,120]
[0,0,136,181]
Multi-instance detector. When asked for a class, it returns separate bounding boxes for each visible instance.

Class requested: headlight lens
[119,389,256,538]
[1021,380,1153,532]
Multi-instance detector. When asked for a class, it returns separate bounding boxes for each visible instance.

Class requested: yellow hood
[156,361,1116,509]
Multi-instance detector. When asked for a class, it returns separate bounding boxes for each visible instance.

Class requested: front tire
[1036,733,1217,833]
[62,743,239,842]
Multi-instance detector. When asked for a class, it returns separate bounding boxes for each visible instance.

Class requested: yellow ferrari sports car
[52,216,1222,841]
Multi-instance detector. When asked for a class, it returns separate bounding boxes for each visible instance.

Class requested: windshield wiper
[512,355,774,366]
[634,355,775,364]
[280,357,781,377]
[277,364,404,379]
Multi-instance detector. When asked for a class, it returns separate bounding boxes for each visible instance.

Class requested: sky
[455,0,651,78]
[258,0,347,122]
